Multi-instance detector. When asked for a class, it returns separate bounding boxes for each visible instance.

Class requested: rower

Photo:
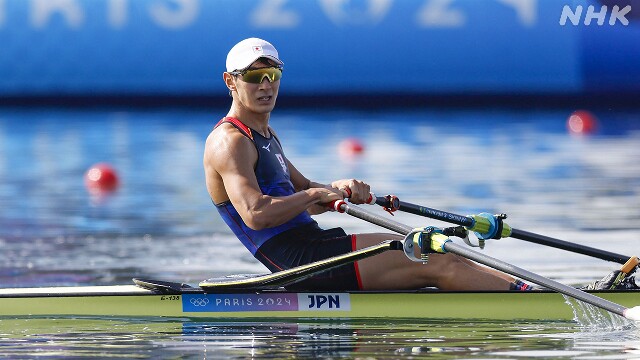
[203,37,533,292]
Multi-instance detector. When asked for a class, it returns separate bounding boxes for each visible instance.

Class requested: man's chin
[253,103,276,113]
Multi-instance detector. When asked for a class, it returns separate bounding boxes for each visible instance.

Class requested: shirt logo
[262,143,271,152]
[275,154,287,173]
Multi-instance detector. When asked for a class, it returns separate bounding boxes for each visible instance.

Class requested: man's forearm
[308,181,331,190]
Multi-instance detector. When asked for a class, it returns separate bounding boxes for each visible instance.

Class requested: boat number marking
[182,293,351,312]
[160,295,180,301]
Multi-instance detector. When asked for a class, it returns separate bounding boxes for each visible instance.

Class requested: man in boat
[203,38,631,292]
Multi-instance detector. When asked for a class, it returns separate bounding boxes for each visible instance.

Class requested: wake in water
[563,295,638,334]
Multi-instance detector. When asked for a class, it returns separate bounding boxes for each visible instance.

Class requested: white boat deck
[0,285,150,296]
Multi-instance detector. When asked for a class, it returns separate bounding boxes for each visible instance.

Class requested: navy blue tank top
[214,117,316,255]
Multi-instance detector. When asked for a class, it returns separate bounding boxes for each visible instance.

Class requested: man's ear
[223,72,236,92]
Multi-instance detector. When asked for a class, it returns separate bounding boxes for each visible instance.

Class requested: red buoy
[85,163,119,194]
[338,138,365,157]
[567,110,598,135]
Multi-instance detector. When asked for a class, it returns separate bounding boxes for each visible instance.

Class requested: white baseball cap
[226,38,284,72]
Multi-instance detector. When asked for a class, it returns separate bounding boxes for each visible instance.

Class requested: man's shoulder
[209,121,250,140]
[205,123,256,157]
[216,117,255,140]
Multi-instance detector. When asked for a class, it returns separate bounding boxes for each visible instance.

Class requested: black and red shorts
[254,223,361,291]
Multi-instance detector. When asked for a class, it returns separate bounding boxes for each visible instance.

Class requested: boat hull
[1,285,638,320]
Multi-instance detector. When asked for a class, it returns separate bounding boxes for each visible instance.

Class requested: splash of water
[563,295,637,333]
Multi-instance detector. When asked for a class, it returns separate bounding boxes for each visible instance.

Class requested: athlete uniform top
[213,117,317,255]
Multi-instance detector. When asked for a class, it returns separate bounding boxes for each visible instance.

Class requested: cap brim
[235,55,283,72]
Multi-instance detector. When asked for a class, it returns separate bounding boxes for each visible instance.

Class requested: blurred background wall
[0,0,637,106]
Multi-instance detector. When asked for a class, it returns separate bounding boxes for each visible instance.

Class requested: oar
[372,193,633,265]
[443,240,640,321]
[199,239,402,290]
[331,199,640,321]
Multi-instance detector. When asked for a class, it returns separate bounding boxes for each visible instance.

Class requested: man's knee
[418,254,466,288]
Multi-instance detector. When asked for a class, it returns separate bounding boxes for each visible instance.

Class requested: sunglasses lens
[242,68,282,83]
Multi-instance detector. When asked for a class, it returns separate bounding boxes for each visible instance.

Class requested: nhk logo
[559,5,632,26]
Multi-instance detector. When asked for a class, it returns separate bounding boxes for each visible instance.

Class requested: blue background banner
[0,0,636,97]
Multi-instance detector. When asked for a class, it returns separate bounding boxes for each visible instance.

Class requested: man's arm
[288,160,372,212]
[204,125,342,230]
[287,160,342,215]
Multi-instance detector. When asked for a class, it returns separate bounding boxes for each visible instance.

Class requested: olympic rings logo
[190,297,210,307]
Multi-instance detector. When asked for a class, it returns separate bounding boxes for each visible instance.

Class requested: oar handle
[341,188,376,205]
[326,191,375,211]
[622,256,640,274]
[328,199,346,212]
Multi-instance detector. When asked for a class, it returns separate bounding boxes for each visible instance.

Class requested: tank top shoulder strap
[214,117,254,141]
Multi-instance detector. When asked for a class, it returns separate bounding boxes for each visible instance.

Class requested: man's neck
[226,109,270,137]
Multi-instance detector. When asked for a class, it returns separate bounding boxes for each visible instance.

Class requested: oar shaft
[511,228,630,264]
[376,195,632,265]
[445,242,628,317]
[378,197,473,227]
[344,204,413,234]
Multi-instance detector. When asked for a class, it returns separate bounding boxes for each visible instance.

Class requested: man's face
[231,59,281,115]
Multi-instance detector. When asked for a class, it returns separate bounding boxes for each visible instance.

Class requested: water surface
[0,107,639,357]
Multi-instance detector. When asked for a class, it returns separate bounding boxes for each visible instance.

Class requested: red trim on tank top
[215,117,253,140]
[255,249,284,271]
[351,234,363,290]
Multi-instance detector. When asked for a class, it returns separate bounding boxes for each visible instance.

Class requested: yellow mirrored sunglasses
[231,67,283,84]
